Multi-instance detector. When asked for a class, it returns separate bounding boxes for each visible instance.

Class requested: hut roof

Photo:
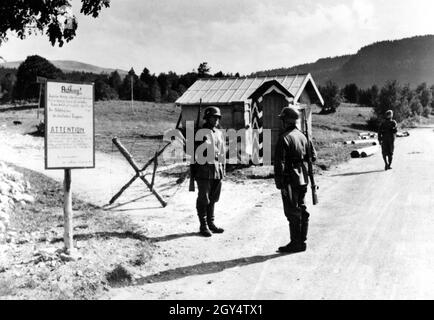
[176,73,324,106]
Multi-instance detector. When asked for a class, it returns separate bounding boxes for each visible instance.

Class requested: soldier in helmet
[194,106,226,237]
[274,106,317,253]
[378,109,397,170]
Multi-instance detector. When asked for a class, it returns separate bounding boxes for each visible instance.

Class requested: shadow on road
[131,253,285,286]
[331,169,384,177]
[48,230,200,244]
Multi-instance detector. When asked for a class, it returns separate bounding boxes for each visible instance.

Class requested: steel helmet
[203,106,222,119]
[278,106,299,120]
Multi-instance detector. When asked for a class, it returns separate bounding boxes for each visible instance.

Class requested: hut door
[261,91,289,160]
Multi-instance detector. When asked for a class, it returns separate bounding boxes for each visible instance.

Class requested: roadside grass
[2,100,426,175]
[0,100,180,164]
[0,164,155,300]
[93,100,180,164]
[311,104,375,170]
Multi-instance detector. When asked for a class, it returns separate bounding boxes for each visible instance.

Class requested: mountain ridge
[255,35,434,88]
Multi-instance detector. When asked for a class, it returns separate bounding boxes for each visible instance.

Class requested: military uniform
[378,118,397,170]
[194,107,226,237]
[274,109,317,253]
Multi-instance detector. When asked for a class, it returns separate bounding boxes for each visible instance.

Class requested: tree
[94,75,118,101]
[0,0,110,47]
[400,83,414,104]
[151,80,162,102]
[139,68,153,85]
[369,85,379,108]
[179,72,198,90]
[157,73,169,99]
[318,80,341,113]
[108,70,122,93]
[416,83,432,107]
[375,80,410,122]
[342,83,359,103]
[197,62,210,78]
[13,55,63,100]
[213,71,225,78]
[410,97,423,116]
[423,105,432,117]
[0,72,16,102]
[119,68,137,100]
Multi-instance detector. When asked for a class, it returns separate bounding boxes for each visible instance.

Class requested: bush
[423,105,432,118]
[319,80,342,113]
[410,98,423,116]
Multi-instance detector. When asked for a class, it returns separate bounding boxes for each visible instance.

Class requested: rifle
[189,99,202,192]
[302,108,318,205]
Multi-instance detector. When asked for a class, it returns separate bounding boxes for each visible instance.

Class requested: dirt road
[1,125,434,299]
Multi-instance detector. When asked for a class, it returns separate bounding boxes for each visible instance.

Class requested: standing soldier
[378,109,398,170]
[194,106,226,237]
[274,107,317,253]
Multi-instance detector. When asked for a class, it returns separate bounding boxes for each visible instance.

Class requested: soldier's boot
[383,155,389,170]
[197,205,212,237]
[278,221,306,253]
[301,213,309,244]
[388,155,393,169]
[206,203,224,233]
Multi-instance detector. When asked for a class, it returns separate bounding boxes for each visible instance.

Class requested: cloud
[0,0,433,75]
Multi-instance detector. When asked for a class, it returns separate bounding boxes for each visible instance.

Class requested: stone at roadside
[0,182,10,195]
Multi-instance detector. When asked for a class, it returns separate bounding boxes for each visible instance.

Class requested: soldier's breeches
[196,179,222,208]
[281,184,310,242]
[281,184,308,219]
[381,141,395,156]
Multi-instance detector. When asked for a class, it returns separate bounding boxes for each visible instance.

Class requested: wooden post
[109,173,139,205]
[63,169,74,253]
[37,85,42,119]
[151,151,158,190]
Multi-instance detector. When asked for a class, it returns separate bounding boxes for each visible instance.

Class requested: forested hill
[0,60,127,77]
[255,35,434,88]
[254,55,353,85]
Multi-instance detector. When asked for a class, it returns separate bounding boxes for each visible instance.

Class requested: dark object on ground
[28,122,45,137]
[397,131,410,137]
[106,264,133,287]
[13,120,22,125]
[139,134,163,140]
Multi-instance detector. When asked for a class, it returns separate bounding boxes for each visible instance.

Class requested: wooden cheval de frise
[109,114,183,207]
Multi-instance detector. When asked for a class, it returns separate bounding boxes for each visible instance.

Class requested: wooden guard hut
[175,73,324,163]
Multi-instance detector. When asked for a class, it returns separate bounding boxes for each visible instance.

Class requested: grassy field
[0,100,181,164]
[94,100,180,164]
[0,100,413,172]
[311,103,375,170]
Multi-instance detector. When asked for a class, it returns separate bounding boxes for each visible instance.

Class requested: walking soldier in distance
[274,106,317,253]
[378,109,397,171]
[194,106,226,237]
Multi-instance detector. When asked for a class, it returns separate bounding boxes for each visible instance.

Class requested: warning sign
[45,81,95,169]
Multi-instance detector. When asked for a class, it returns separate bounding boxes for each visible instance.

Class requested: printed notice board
[45,81,95,169]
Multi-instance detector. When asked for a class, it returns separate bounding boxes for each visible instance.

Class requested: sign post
[64,169,73,251]
[44,80,95,255]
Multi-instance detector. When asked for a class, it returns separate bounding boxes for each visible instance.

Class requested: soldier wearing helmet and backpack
[274,106,317,253]
[193,106,226,237]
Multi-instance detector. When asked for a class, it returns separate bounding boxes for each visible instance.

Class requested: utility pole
[131,73,134,111]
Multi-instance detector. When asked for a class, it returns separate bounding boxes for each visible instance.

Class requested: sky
[1,0,434,75]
